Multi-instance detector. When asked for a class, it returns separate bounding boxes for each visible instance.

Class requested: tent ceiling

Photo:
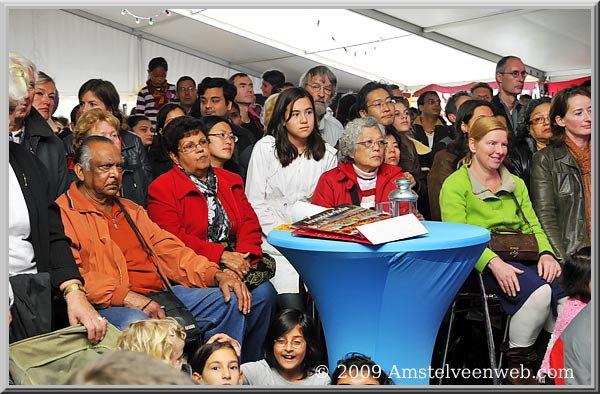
[67,7,592,93]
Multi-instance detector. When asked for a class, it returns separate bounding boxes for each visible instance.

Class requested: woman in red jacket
[311,116,409,212]
[147,116,272,289]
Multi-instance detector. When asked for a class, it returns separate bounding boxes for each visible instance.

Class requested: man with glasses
[299,65,344,147]
[175,76,197,114]
[492,55,527,135]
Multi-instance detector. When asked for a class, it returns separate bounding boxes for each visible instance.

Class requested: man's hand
[215,271,252,314]
[64,290,107,344]
[124,291,166,319]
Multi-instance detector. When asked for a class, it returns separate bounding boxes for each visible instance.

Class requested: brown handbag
[488,194,539,263]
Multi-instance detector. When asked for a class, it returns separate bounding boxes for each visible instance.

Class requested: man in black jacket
[9,51,68,198]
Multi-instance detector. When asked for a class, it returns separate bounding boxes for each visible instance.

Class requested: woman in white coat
[245,87,337,311]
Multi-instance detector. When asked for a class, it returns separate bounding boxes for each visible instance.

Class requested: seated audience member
[245,88,337,312]
[147,116,275,293]
[70,108,150,206]
[148,102,186,179]
[203,115,242,174]
[189,338,244,385]
[67,351,197,385]
[311,116,408,212]
[508,97,552,190]
[117,318,186,370]
[56,136,275,363]
[530,86,591,261]
[127,115,154,149]
[548,302,592,385]
[440,116,566,385]
[331,352,393,385]
[176,76,198,115]
[9,52,68,198]
[135,56,177,127]
[8,61,107,344]
[428,100,495,221]
[73,78,152,206]
[228,101,242,127]
[444,91,472,138]
[539,247,590,383]
[389,96,428,196]
[241,309,330,385]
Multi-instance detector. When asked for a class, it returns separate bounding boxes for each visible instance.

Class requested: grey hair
[74,136,115,171]
[299,65,338,97]
[9,59,29,102]
[337,116,385,163]
[9,51,38,84]
[495,55,521,74]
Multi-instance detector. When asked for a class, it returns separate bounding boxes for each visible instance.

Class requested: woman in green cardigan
[440,116,566,384]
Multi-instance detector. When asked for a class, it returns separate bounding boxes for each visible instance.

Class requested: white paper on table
[291,201,328,222]
[356,214,429,245]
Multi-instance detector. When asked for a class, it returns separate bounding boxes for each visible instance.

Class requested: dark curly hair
[560,247,591,303]
[162,115,205,155]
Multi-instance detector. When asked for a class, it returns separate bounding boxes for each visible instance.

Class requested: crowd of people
[8,50,592,386]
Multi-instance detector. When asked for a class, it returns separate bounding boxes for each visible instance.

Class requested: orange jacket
[56,182,220,309]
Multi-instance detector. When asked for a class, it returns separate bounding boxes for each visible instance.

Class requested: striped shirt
[135,83,177,127]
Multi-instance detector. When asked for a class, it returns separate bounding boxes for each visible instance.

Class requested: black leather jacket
[63,131,152,207]
[508,134,538,191]
[530,144,588,260]
[22,108,69,198]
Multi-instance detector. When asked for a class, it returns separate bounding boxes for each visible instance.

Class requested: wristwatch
[63,283,86,297]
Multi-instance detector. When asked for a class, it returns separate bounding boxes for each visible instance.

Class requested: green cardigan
[440,165,554,272]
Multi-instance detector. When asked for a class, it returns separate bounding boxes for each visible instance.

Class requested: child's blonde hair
[116,318,186,365]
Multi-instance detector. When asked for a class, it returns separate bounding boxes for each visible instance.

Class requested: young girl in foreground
[241,309,330,385]
[189,340,243,385]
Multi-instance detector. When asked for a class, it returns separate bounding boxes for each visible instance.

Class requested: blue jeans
[98,281,276,363]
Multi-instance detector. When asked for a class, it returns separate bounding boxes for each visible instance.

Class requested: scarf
[146,80,172,110]
[564,135,591,242]
[179,165,231,242]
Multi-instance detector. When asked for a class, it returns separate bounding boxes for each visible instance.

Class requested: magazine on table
[291,204,428,245]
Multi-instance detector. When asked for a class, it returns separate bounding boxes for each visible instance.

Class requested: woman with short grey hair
[312,116,409,212]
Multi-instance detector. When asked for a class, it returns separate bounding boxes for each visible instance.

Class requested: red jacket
[311,162,407,211]
[148,166,263,265]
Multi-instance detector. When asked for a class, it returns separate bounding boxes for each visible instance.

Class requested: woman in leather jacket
[508,97,552,191]
[530,87,591,261]
[64,79,152,206]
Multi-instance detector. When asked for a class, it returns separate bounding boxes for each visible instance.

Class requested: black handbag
[489,193,539,263]
[114,198,208,345]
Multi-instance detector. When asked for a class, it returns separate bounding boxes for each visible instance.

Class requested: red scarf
[564,135,591,243]
[146,80,171,110]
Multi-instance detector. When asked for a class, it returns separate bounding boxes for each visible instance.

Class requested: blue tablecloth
[268,221,489,385]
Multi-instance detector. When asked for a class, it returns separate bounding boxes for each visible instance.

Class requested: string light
[121,9,170,26]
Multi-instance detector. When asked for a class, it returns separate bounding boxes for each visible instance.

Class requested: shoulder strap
[113,198,173,290]
[510,193,532,232]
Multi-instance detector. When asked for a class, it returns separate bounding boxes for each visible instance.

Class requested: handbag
[489,194,539,263]
[219,237,276,291]
[9,323,121,385]
[113,198,207,345]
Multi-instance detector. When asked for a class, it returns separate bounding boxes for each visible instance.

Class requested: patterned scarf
[179,165,231,242]
[147,80,171,110]
[564,135,591,242]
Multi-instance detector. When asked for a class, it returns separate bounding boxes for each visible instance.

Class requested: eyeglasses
[425,98,441,105]
[274,338,306,349]
[530,115,550,125]
[178,86,196,92]
[500,70,528,79]
[367,99,395,111]
[178,140,208,154]
[356,139,387,149]
[208,132,238,142]
[308,83,333,95]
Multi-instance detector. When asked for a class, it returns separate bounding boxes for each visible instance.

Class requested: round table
[268,221,489,385]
